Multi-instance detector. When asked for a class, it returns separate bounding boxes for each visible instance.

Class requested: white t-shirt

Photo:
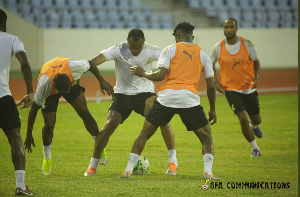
[156,42,214,108]
[0,32,26,98]
[211,37,258,94]
[101,41,161,95]
[34,60,90,106]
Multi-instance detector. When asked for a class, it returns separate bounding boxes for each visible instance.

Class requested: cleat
[252,126,263,138]
[84,167,97,176]
[15,185,34,196]
[41,158,52,176]
[251,149,261,157]
[99,149,108,165]
[166,162,178,175]
[119,171,132,178]
[203,172,221,181]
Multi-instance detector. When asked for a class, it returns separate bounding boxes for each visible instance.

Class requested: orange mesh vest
[160,42,203,95]
[38,57,74,95]
[219,36,254,91]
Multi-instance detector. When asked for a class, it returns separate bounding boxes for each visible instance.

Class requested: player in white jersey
[0,9,34,195]
[121,22,219,180]
[23,57,113,176]
[84,29,178,176]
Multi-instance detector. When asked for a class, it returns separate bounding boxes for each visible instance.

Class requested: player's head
[127,28,145,56]
[172,22,195,43]
[53,73,72,94]
[0,9,7,32]
[223,18,238,40]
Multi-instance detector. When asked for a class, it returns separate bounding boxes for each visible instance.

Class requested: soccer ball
[132,156,150,175]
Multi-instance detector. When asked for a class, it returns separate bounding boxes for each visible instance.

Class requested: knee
[238,115,250,126]
[251,116,261,125]
[43,123,55,132]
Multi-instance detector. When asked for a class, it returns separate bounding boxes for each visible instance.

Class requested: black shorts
[0,95,21,132]
[108,92,156,123]
[42,84,85,113]
[146,100,209,131]
[225,90,260,115]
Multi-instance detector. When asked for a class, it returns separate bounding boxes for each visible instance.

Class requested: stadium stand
[0,0,297,28]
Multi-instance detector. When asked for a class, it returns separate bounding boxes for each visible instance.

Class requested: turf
[0,94,298,196]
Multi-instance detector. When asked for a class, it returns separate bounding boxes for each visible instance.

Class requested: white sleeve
[12,36,25,55]
[156,44,176,70]
[201,50,214,78]
[100,44,120,61]
[33,74,52,106]
[69,60,90,80]
[245,39,258,61]
[210,42,221,64]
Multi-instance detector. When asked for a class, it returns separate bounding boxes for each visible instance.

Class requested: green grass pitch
[0,94,298,196]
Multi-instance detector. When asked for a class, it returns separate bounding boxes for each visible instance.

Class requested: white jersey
[101,41,161,95]
[33,60,90,106]
[156,42,214,108]
[0,32,25,98]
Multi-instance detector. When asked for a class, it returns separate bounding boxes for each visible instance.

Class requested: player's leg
[0,95,33,194]
[243,91,263,139]
[40,94,60,175]
[121,100,172,178]
[179,105,219,180]
[85,94,132,176]
[225,91,261,156]
[139,94,177,174]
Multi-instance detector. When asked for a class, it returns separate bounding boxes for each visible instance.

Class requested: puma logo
[183,50,195,61]
[51,65,63,72]
[232,61,240,70]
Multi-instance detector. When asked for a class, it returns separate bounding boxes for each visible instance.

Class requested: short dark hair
[173,22,195,36]
[53,73,71,92]
[224,18,238,27]
[0,9,7,25]
[128,28,145,41]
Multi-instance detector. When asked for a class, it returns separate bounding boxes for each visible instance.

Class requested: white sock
[203,154,214,175]
[124,153,139,173]
[249,140,259,150]
[88,157,99,169]
[15,170,26,190]
[43,144,52,159]
[168,149,178,166]
[250,123,257,129]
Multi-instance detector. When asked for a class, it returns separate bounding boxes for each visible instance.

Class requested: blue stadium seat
[48,20,60,28]
[148,13,159,22]
[293,10,298,20]
[120,11,131,21]
[93,0,104,8]
[23,15,35,24]
[96,10,106,21]
[217,9,229,23]
[161,13,172,22]
[161,21,173,29]
[229,10,242,22]
[61,20,72,28]
[55,0,66,8]
[107,11,120,22]
[118,0,131,9]
[226,0,239,9]
[150,22,161,29]
[74,21,85,28]
[264,0,276,9]
[43,0,53,8]
[251,0,263,10]
[132,11,147,22]
[200,0,213,9]
[47,10,60,23]
[81,0,92,9]
[106,0,117,9]
[212,0,225,9]
[267,21,279,28]
[239,0,251,10]
[20,2,32,15]
[279,10,293,21]
[87,21,100,28]
[277,0,290,10]
[267,11,280,21]
[241,21,254,28]
[71,10,84,22]
[84,10,96,21]
[112,22,125,28]
[255,10,267,21]
[188,0,200,9]
[243,10,255,21]
[31,0,42,8]
[290,0,298,10]
[68,0,79,9]
[131,0,141,10]
[61,10,72,22]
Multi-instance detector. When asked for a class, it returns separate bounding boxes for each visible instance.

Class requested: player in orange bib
[211,18,262,157]
[121,22,220,180]
[24,57,114,175]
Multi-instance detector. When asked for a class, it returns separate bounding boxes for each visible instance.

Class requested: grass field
[0,94,298,196]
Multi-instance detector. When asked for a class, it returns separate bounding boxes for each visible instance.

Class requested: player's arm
[15,51,34,109]
[130,66,168,81]
[245,39,260,88]
[252,60,261,88]
[89,53,107,66]
[24,102,40,153]
[206,77,217,125]
[88,61,114,95]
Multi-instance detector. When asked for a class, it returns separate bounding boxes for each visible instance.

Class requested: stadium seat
[93,0,104,8]
[61,20,72,28]
[267,21,279,28]
[200,0,213,9]
[73,21,85,28]
[131,0,142,10]
[217,10,229,23]
[188,0,200,9]
[43,0,53,8]
[148,13,159,22]
[48,20,60,28]
[251,0,263,10]
[55,0,66,8]
[277,0,290,10]
[31,0,42,8]
[132,11,147,22]
[241,21,254,28]
[87,20,100,28]
[106,0,117,9]
[161,13,172,22]
[84,10,96,21]
[267,11,280,21]
[264,0,276,9]
[23,15,35,24]
[118,0,131,9]
[96,10,106,21]
[47,10,60,23]
[239,0,251,10]
[290,0,298,10]
[71,10,84,22]
[20,2,32,15]
[213,0,225,9]
[293,10,298,20]
[68,0,79,9]
[150,22,161,29]
[229,10,242,22]
[107,11,120,22]
[279,10,293,21]
[255,10,267,22]
[243,10,255,21]
[226,0,239,10]
[61,10,72,22]
[81,0,92,9]
[112,22,126,28]
[161,21,173,29]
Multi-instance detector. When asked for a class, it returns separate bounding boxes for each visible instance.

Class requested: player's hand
[130,66,145,77]
[16,93,33,109]
[252,77,259,89]
[24,135,36,153]
[215,82,225,94]
[208,110,217,125]
[100,80,114,96]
